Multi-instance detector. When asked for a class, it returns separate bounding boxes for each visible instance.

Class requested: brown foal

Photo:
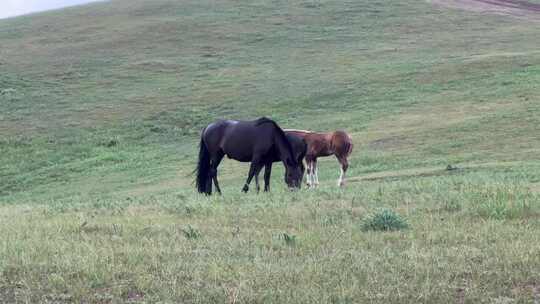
[284,129,353,187]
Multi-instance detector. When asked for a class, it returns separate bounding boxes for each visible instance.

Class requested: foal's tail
[344,139,354,157]
[345,132,354,156]
[195,137,212,195]
[334,130,354,157]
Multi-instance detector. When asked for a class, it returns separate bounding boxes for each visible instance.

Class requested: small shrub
[361,209,408,232]
[149,125,167,133]
[182,225,201,239]
[279,232,297,246]
[106,139,118,147]
[98,139,118,147]
[446,164,458,171]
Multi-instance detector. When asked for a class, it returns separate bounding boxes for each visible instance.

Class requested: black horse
[195,117,304,195]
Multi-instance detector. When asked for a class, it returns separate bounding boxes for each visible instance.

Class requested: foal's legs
[313,159,319,187]
[210,152,224,195]
[336,155,349,187]
[242,159,264,193]
[305,160,313,187]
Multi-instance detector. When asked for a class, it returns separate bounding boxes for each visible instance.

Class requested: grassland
[1,0,540,302]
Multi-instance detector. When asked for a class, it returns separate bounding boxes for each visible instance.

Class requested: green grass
[361,208,409,231]
[1,0,540,302]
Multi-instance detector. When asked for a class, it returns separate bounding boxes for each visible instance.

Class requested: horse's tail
[195,136,212,195]
[345,139,354,157]
[345,132,354,157]
[334,130,353,157]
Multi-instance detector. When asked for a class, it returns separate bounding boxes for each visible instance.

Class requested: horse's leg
[255,160,273,193]
[254,171,261,193]
[309,160,317,187]
[305,161,310,187]
[306,161,310,187]
[210,152,224,195]
[305,160,313,187]
[313,158,319,187]
[242,159,263,193]
[263,163,272,192]
[337,155,349,187]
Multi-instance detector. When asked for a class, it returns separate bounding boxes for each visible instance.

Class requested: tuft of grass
[181,225,201,239]
[361,209,409,232]
[279,232,297,246]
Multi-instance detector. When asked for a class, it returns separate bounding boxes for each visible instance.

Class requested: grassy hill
[1,0,540,302]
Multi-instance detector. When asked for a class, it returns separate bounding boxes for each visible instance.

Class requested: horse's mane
[255,117,296,162]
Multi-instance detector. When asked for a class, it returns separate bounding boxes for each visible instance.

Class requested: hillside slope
[2,0,540,303]
[1,0,539,201]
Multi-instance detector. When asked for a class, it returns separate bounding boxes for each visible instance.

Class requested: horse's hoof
[242,185,249,192]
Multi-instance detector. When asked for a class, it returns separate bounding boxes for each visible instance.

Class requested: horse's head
[284,158,303,189]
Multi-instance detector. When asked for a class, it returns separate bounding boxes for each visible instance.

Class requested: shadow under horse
[195,117,305,195]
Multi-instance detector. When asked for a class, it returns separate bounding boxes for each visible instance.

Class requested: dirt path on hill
[348,162,517,183]
[431,0,540,20]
